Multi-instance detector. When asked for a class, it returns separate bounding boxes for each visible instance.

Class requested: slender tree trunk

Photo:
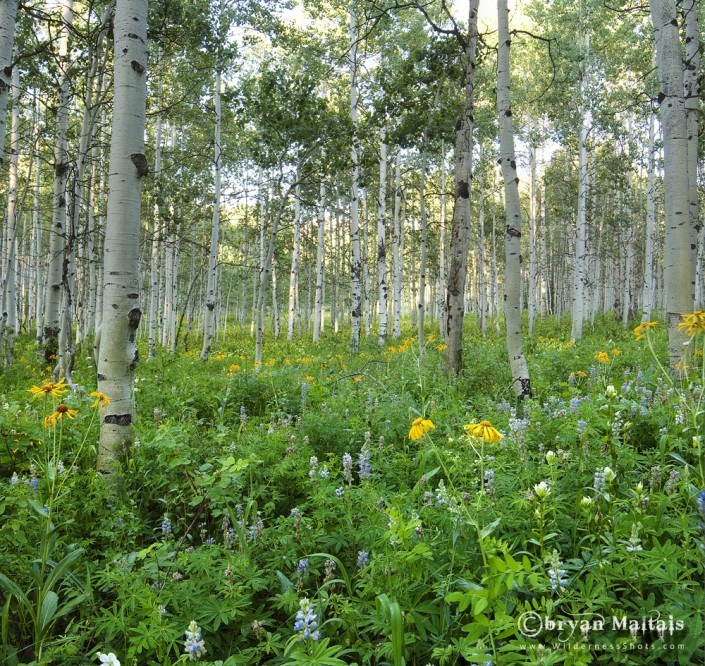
[649,0,692,369]
[497,0,531,400]
[377,129,388,344]
[148,70,163,359]
[392,150,402,338]
[41,0,73,364]
[417,136,429,355]
[96,0,147,473]
[444,0,479,374]
[2,65,19,366]
[528,134,538,335]
[571,50,589,342]
[201,68,222,360]
[348,3,362,351]
[287,164,302,341]
[313,178,326,342]
[438,144,447,335]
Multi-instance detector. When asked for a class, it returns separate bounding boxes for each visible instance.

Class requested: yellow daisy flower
[633,321,657,339]
[28,377,69,399]
[44,403,78,428]
[89,391,110,408]
[464,420,504,444]
[409,417,435,441]
[594,351,609,364]
[677,311,705,337]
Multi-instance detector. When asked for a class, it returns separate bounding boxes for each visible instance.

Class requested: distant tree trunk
[287,164,302,341]
[363,191,371,337]
[148,73,163,359]
[477,163,487,335]
[349,3,362,351]
[417,137,429,355]
[392,150,402,338]
[2,65,19,366]
[41,0,73,364]
[528,134,538,335]
[444,0,479,374]
[497,0,531,400]
[683,0,700,306]
[437,145,447,335]
[201,69,222,360]
[96,0,147,473]
[377,129,388,344]
[313,178,326,342]
[571,50,589,342]
[649,0,692,369]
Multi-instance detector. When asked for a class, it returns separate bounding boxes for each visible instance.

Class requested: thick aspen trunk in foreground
[444,0,479,375]
[649,0,693,370]
[96,0,148,473]
[0,0,18,171]
[497,0,531,400]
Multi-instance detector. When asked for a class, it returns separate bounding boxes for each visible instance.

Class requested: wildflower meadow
[0,315,703,665]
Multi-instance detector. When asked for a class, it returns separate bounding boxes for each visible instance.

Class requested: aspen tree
[392,149,402,338]
[349,3,362,352]
[96,0,148,473]
[497,0,531,399]
[649,0,692,369]
[444,0,479,374]
[201,67,222,360]
[41,0,73,364]
[313,178,326,342]
[377,129,388,344]
[287,165,302,341]
[0,0,18,170]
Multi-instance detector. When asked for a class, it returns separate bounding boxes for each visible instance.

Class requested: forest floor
[1,315,704,666]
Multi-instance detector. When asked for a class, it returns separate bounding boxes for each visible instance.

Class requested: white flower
[97,652,121,666]
[604,466,616,482]
[545,450,555,464]
[533,481,550,499]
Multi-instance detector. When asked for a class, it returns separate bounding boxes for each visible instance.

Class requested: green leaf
[0,574,30,610]
[480,518,501,540]
[39,591,58,634]
[44,548,84,593]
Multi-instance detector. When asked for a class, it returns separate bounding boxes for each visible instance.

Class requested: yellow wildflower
[285,359,292,366]
[633,321,657,339]
[409,417,435,441]
[28,377,69,399]
[437,343,448,351]
[265,358,275,367]
[611,349,621,356]
[44,403,78,428]
[594,351,609,364]
[353,375,363,384]
[464,420,504,444]
[228,363,241,372]
[89,391,110,408]
[216,353,225,361]
[563,339,575,349]
[677,311,705,337]
[577,370,587,378]
[304,375,314,381]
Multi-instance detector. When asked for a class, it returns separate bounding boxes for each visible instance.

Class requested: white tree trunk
[571,55,589,342]
[683,0,700,306]
[497,0,531,400]
[377,129,388,344]
[349,4,362,352]
[437,144,447,334]
[2,65,19,365]
[649,0,692,369]
[392,150,402,338]
[96,0,148,472]
[417,139,428,355]
[0,0,18,172]
[444,0,479,374]
[287,165,302,341]
[313,178,326,342]
[148,71,163,359]
[41,0,73,363]
[528,134,538,335]
[201,68,222,360]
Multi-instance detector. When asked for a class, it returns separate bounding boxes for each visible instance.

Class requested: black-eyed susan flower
[28,377,69,399]
[633,321,657,339]
[409,417,435,441]
[677,311,705,337]
[44,403,78,428]
[464,420,504,444]
[89,391,110,408]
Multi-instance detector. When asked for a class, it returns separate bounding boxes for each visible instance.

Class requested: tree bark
[96,0,148,473]
[497,0,531,400]
[349,3,362,352]
[649,0,692,369]
[444,0,479,375]
[377,129,388,344]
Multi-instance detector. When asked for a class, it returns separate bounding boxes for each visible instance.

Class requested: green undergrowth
[0,315,703,666]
